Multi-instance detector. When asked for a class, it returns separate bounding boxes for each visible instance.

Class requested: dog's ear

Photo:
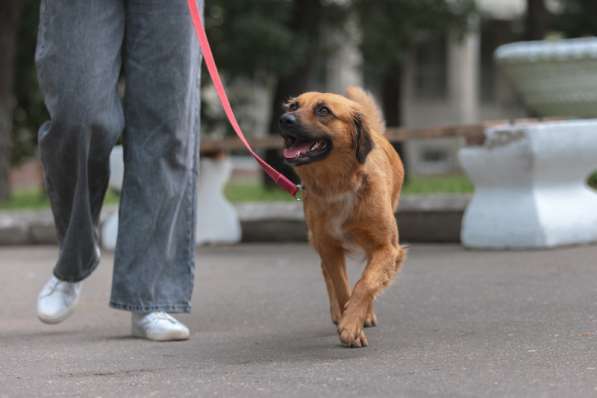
[352,112,373,164]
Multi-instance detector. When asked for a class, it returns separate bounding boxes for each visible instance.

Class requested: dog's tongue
[283,142,311,159]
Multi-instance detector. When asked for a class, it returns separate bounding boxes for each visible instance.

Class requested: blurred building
[403,0,530,175]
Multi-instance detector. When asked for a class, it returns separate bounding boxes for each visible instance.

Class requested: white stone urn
[496,37,597,117]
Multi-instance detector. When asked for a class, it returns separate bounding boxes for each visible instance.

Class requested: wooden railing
[199,118,561,154]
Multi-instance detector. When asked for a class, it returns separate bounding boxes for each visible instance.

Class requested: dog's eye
[317,106,330,117]
[288,102,299,112]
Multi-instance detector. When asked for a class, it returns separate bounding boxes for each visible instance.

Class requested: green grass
[226,175,475,202]
[224,183,295,202]
[0,189,49,210]
[403,175,474,195]
[1,172,595,209]
[0,189,119,210]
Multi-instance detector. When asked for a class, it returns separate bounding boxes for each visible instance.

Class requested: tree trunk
[263,0,324,187]
[380,62,408,181]
[524,0,550,40]
[0,0,23,200]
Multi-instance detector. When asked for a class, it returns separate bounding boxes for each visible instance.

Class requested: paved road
[2,244,597,397]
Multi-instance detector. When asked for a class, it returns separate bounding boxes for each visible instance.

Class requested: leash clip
[295,184,304,202]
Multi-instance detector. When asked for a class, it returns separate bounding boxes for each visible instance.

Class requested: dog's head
[278,91,373,167]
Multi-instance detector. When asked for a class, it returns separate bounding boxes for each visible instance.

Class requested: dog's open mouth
[282,136,331,165]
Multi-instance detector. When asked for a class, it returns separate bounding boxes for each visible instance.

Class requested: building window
[414,36,448,100]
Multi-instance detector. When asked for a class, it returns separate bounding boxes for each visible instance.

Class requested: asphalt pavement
[2,243,597,397]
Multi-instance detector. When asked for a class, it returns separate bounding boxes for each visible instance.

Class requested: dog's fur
[279,86,407,348]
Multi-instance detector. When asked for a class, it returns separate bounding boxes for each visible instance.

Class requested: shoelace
[41,278,63,297]
[41,278,79,298]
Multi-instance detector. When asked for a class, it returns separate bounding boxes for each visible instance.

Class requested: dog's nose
[279,113,297,127]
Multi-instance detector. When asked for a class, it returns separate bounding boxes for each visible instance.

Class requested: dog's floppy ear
[352,112,373,164]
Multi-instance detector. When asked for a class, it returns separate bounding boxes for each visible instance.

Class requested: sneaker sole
[37,305,76,325]
[131,325,190,342]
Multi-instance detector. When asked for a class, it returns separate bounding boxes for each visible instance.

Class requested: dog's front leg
[338,244,406,348]
[317,244,351,326]
[321,264,345,325]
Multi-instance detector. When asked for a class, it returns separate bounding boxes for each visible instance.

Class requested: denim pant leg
[35,0,125,282]
[109,0,203,313]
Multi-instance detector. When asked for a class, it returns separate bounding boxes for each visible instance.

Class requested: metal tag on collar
[295,184,304,202]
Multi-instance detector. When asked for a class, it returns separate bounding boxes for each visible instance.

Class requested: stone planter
[496,37,597,117]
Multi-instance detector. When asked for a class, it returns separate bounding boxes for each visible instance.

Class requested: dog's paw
[338,319,368,348]
[364,310,377,328]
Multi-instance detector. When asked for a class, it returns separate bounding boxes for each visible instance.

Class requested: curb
[0,195,469,246]
[237,195,469,243]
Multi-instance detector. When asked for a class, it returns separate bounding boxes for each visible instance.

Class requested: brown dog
[279,86,407,348]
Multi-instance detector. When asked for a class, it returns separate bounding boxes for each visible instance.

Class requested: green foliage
[554,0,597,37]
[11,0,476,163]
[205,0,349,82]
[205,0,295,81]
[12,0,46,166]
[354,0,476,76]
[202,0,349,137]
[589,170,597,189]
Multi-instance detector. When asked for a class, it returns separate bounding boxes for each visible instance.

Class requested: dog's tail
[346,86,385,134]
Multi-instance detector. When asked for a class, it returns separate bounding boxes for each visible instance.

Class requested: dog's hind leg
[364,303,377,328]
[363,245,407,328]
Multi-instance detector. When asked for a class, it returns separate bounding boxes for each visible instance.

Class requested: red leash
[186,0,300,198]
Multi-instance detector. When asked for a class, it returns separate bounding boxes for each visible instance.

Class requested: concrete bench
[459,119,597,249]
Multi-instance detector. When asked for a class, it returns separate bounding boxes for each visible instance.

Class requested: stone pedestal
[101,146,241,250]
[459,120,597,249]
[194,156,241,245]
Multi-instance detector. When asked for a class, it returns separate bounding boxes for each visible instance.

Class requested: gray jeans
[35,0,203,313]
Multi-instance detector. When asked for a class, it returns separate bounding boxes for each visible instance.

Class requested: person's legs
[36,0,125,282]
[109,0,202,315]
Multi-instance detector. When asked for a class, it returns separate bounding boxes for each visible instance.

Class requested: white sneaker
[131,312,190,341]
[37,275,82,324]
